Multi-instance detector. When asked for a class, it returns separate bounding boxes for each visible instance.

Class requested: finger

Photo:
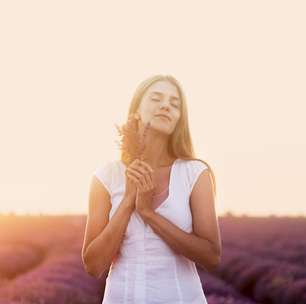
[130,165,152,184]
[130,169,153,193]
[135,162,154,189]
[126,172,142,188]
[127,167,142,179]
[131,159,153,175]
[139,160,154,173]
[133,163,151,185]
[126,168,145,187]
[129,160,153,189]
[130,161,148,176]
[139,171,151,190]
[134,164,153,183]
[131,158,141,167]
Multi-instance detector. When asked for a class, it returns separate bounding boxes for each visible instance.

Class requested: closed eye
[151,97,179,108]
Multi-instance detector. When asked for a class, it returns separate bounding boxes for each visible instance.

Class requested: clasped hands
[125,158,156,216]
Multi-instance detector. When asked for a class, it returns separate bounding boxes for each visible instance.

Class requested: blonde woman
[82,74,222,304]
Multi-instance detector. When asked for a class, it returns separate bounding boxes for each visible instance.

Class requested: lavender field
[0,214,305,304]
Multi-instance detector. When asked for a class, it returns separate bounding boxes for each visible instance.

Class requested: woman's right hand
[124,158,154,207]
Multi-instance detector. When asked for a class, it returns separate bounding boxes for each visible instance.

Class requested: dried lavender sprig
[138,121,151,161]
[114,116,152,165]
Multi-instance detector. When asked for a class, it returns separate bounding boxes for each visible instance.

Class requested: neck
[141,130,174,169]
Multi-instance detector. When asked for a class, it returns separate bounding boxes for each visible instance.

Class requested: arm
[139,169,222,272]
[82,176,135,278]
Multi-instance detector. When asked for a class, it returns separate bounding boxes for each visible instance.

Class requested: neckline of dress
[119,158,179,211]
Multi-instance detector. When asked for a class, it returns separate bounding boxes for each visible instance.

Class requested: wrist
[123,195,135,208]
[138,208,155,222]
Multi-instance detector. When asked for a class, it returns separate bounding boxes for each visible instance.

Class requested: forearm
[84,196,134,277]
[140,210,220,272]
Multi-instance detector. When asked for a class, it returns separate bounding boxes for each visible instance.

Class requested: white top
[93,158,209,304]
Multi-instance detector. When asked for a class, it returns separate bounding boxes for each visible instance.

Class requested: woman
[82,74,222,304]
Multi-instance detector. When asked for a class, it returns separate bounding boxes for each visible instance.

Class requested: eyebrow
[150,91,180,101]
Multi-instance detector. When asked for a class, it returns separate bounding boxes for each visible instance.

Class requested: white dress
[93,158,209,304]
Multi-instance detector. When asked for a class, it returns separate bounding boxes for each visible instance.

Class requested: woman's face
[137,80,181,135]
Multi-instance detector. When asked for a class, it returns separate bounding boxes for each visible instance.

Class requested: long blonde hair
[120,74,217,197]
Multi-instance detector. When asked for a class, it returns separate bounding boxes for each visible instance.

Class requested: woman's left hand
[125,159,156,215]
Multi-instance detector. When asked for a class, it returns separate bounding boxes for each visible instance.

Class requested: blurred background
[0,1,305,304]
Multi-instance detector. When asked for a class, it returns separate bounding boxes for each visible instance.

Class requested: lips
[155,114,171,121]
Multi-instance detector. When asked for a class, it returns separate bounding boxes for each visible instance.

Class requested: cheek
[142,102,156,113]
[140,106,157,123]
[174,112,181,122]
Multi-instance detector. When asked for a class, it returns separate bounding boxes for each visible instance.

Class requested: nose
[159,100,170,111]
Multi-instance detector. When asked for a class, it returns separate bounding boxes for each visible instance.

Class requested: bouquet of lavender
[114,114,152,165]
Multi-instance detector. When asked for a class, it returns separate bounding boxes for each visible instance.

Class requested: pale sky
[1,1,305,216]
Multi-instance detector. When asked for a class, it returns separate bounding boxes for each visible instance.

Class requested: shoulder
[178,158,210,194]
[93,160,121,194]
[179,158,209,173]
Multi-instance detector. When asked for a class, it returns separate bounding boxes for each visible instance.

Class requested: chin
[150,123,170,134]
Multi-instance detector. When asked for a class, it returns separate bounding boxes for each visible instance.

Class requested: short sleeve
[188,160,209,195]
[93,161,114,195]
